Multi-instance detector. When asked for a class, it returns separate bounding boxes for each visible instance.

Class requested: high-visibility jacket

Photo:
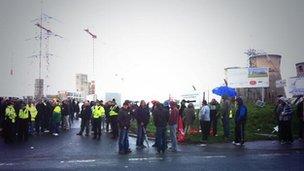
[52,105,62,123]
[27,104,38,121]
[19,108,30,119]
[54,106,61,113]
[109,106,118,116]
[5,105,16,123]
[93,105,105,118]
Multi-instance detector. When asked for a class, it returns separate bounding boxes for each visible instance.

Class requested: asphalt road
[0,120,303,171]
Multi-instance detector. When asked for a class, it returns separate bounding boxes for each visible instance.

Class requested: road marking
[65,159,96,163]
[202,155,226,159]
[258,153,290,157]
[0,163,14,166]
[129,157,163,161]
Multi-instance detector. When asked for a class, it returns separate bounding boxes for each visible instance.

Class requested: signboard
[288,77,304,95]
[276,79,286,88]
[180,91,203,109]
[225,67,269,88]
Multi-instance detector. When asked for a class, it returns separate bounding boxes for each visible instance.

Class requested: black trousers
[299,120,304,139]
[210,110,218,135]
[18,119,29,141]
[279,120,293,142]
[92,118,102,138]
[3,120,15,143]
[200,121,210,141]
[105,116,110,132]
[79,119,90,135]
[110,116,118,138]
[234,121,245,144]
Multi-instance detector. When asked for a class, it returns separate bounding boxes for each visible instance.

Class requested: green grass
[130,102,301,144]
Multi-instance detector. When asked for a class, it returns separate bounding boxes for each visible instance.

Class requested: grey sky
[0,0,303,101]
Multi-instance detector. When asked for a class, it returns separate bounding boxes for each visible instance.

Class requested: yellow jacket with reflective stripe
[19,108,30,119]
[93,105,105,118]
[5,105,16,123]
[27,104,38,121]
[109,106,118,116]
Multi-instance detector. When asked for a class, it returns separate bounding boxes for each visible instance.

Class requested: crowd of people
[0,95,303,155]
[0,97,79,143]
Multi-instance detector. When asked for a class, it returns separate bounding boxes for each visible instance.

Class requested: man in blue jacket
[233,97,247,146]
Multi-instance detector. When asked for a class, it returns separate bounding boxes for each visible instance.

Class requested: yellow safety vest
[109,106,118,116]
[27,104,38,121]
[93,105,105,118]
[5,105,16,123]
[19,108,30,119]
[54,106,61,113]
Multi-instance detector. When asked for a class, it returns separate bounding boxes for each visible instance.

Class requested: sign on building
[225,67,269,88]
[276,79,287,88]
[288,77,304,95]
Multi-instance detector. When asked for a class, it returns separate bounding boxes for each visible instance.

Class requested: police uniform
[4,104,16,143]
[18,106,30,141]
[92,104,105,140]
[109,105,119,139]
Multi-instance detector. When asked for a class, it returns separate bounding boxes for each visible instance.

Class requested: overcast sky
[0,0,303,101]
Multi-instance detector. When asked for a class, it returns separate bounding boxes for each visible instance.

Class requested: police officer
[92,101,105,140]
[27,101,38,135]
[18,102,30,141]
[3,100,16,143]
[109,101,119,139]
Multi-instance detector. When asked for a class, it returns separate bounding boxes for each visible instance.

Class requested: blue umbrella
[212,86,237,97]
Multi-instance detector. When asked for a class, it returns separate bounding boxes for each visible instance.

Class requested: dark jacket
[153,106,169,127]
[61,103,70,116]
[184,107,195,125]
[135,106,150,126]
[296,99,303,120]
[80,106,92,120]
[36,102,46,120]
[235,105,247,123]
[117,107,131,129]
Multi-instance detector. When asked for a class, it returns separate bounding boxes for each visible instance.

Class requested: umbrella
[212,86,237,97]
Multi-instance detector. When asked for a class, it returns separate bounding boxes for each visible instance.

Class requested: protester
[183,103,195,135]
[36,99,47,134]
[135,100,150,149]
[295,96,304,142]
[75,101,80,120]
[209,99,220,136]
[233,97,247,146]
[104,101,111,132]
[199,100,210,144]
[169,101,179,152]
[0,98,6,134]
[220,96,230,141]
[278,97,293,144]
[61,100,70,131]
[44,100,53,132]
[77,101,91,136]
[153,102,169,153]
[117,100,131,155]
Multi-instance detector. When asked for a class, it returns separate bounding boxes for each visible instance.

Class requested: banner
[288,77,304,95]
[225,67,269,88]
